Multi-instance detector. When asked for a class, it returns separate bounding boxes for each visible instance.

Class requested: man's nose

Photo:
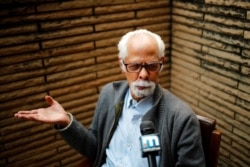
[139,66,149,80]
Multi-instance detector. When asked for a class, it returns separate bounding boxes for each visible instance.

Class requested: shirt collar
[126,89,153,114]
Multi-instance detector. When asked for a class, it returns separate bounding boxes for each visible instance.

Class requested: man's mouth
[136,86,148,90]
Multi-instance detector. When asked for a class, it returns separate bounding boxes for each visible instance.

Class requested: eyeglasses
[123,61,162,73]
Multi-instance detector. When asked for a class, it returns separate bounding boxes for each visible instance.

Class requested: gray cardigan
[59,80,206,167]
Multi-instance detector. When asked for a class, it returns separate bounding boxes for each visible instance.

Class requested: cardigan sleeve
[55,113,98,159]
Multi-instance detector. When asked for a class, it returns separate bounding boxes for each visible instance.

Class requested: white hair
[117,29,165,60]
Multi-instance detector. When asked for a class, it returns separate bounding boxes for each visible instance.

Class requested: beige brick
[230,154,249,167]
[242,49,250,58]
[0,51,48,66]
[232,120,250,138]
[219,147,230,158]
[173,31,204,49]
[205,13,245,27]
[173,36,202,51]
[241,65,250,76]
[172,23,202,36]
[61,151,83,166]
[172,15,204,28]
[56,88,97,104]
[0,2,35,13]
[203,30,248,49]
[137,7,170,18]
[0,77,44,94]
[49,79,96,97]
[38,8,92,20]
[96,53,118,63]
[44,51,94,68]
[172,54,202,72]
[0,84,46,102]
[98,66,121,78]
[244,30,250,39]
[235,113,250,127]
[202,68,238,87]
[2,124,55,148]
[49,72,96,89]
[236,98,250,110]
[206,0,250,9]
[95,11,135,24]
[2,136,55,160]
[173,1,205,11]
[198,89,235,118]
[204,22,243,36]
[95,0,169,14]
[171,87,199,106]
[9,148,59,166]
[202,53,240,72]
[201,75,240,98]
[47,43,93,57]
[220,128,249,150]
[47,62,96,82]
[96,36,120,48]
[200,36,241,53]
[220,142,249,166]
[42,34,94,49]
[0,59,44,76]
[172,61,200,79]
[0,43,39,56]
[206,5,246,19]
[39,26,93,41]
[247,11,250,20]
[238,81,250,94]
[37,1,92,12]
[0,34,38,46]
[173,7,204,19]
[0,24,37,36]
[202,62,250,84]
[199,85,249,119]
[202,46,246,64]
[138,22,171,33]
[232,141,249,158]
[95,15,169,31]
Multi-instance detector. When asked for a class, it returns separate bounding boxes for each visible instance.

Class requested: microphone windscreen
[140,121,155,135]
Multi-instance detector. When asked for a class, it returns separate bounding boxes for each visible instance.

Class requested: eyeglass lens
[125,63,162,72]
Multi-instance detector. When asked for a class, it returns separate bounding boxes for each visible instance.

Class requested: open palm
[14,95,70,126]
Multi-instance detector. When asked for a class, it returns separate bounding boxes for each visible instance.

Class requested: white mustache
[131,80,156,98]
[132,80,153,87]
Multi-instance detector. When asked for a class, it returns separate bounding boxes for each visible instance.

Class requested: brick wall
[0,0,249,167]
[0,0,171,166]
[171,0,249,167]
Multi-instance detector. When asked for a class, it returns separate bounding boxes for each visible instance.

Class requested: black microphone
[140,121,161,167]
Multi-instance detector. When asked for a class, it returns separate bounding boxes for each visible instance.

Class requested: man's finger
[45,95,55,106]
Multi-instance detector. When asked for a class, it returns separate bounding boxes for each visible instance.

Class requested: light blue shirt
[102,89,159,167]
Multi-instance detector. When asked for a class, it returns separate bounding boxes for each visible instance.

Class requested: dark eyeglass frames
[123,61,162,73]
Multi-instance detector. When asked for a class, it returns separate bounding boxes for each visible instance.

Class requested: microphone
[140,121,161,167]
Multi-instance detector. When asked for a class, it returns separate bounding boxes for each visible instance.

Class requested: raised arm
[14,95,70,127]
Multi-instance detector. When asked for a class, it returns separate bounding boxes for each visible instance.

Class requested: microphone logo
[140,134,161,155]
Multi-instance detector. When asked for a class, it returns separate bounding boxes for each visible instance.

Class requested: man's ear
[118,59,126,73]
[161,56,166,63]
[160,57,166,72]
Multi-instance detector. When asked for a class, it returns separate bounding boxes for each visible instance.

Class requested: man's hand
[14,95,70,127]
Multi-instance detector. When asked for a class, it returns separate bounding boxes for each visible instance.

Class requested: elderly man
[15,29,205,167]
